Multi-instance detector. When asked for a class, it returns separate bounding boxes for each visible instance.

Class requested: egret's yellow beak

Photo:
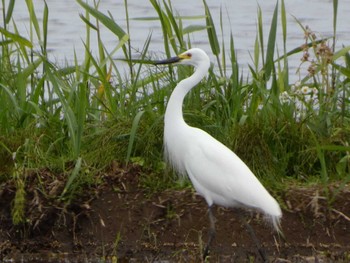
[154,53,190,65]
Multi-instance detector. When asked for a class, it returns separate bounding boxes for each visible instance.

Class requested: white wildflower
[279,91,291,104]
[301,86,311,94]
[294,81,301,87]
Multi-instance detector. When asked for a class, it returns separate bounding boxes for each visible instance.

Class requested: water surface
[4,0,350,79]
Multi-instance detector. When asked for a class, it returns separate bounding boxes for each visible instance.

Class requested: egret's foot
[244,220,268,262]
[203,227,215,260]
[203,206,216,260]
[203,245,210,260]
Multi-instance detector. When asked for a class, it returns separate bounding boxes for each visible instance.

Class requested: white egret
[155,48,282,259]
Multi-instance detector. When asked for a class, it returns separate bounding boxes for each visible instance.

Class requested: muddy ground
[0,164,350,262]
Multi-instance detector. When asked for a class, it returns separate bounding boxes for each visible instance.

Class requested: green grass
[0,0,349,225]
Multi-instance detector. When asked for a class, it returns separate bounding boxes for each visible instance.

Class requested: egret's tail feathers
[261,196,283,235]
[267,214,283,237]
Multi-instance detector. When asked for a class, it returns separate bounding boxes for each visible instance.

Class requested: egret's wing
[184,128,272,209]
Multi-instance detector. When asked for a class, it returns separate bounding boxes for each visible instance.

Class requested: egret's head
[155,48,210,69]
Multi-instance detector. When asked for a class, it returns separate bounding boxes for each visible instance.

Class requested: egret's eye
[187,53,192,58]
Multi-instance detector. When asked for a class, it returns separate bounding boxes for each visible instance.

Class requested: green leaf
[333,0,338,35]
[25,0,41,40]
[0,83,20,116]
[163,1,184,49]
[79,14,98,31]
[203,0,220,55]
[264,1,278,81]
[5,0,15,24]
[126,110,145,164]
[0,27,33,48]
[320,145,350,152]
[76,0,129,41]
[61,157,82,198]
[132,15,205,21]
[182,25,208,35]
[275,38,329,62]
[15,58,43,107]
[281,0,287,49]
[332,63,350,78]
[16,58,43,85]
[150,0,172,57]
[257,5,264,63]
[43,1,49,52]
[332,46,350,61]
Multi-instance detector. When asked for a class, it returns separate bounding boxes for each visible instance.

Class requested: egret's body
[155,48,282,258]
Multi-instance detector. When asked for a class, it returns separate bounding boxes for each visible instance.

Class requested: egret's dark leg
[242,218,268,262]
[203,205,215,260]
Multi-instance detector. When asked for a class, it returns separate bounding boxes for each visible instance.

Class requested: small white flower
[304,94,311,102]
[279,91,291,104]
[312,87,318,95]
[301,86,311,94]
[294,81,301,87]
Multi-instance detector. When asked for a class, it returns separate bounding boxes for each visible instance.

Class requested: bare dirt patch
[1,165,350,262]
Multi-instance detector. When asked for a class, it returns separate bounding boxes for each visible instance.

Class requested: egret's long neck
[165,65,208,128]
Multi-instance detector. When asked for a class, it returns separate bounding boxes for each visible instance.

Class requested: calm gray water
[3,0,350,80]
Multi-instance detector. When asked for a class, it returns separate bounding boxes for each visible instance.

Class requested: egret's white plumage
[155,48,282,257]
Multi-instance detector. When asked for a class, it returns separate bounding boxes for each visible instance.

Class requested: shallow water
[4,0,350,79]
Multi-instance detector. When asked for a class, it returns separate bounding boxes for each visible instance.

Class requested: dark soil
[1,164,350,262]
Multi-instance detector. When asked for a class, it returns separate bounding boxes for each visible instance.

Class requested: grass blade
[257,5,264,65]
[42,0,49,53]
[264,1,278,81]
[61,157,82,199]
[25,0,41,40]
[76,0,129,42]
[203,0,220,56]
[0,27,33,47]
[281,0,287,48]
[126,110,146,164]
[182,25,207,35]
[333,0,338,37]
[150,0,173,57]
[163,0,184,51]
[4,0,15,25]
